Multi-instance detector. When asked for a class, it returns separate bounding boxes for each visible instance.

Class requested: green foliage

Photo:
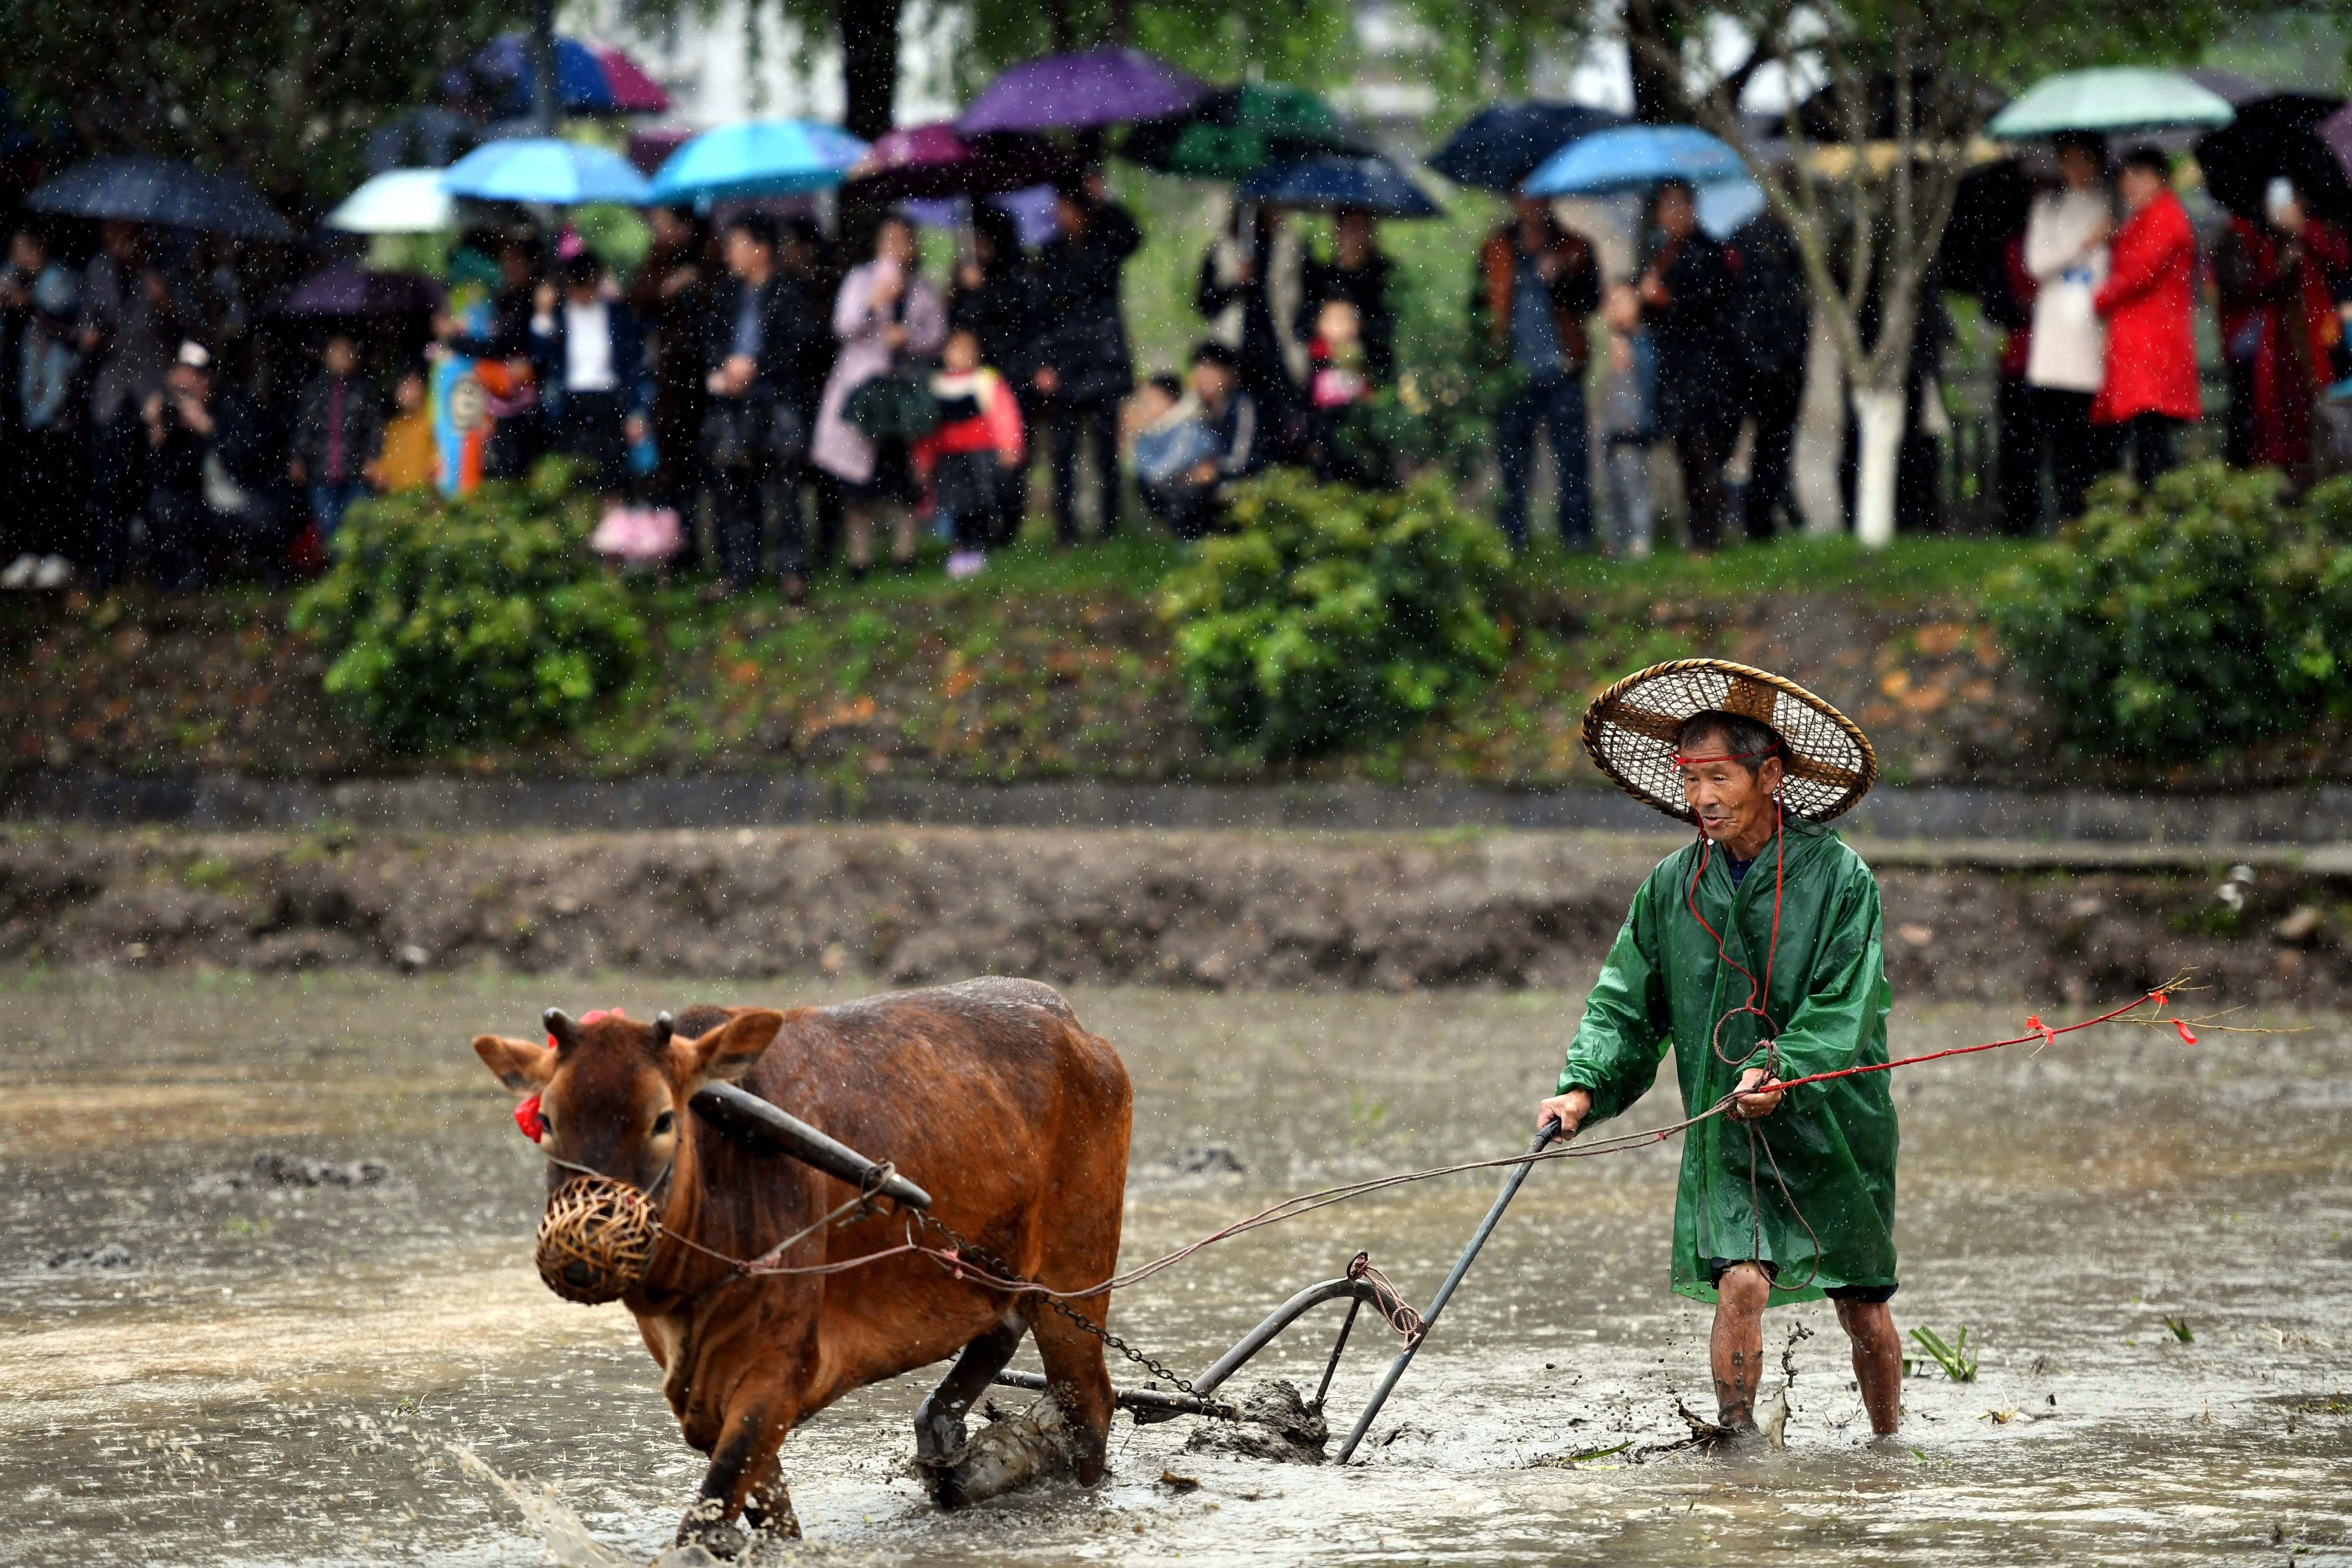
[289,463,646,754]
[1985,463,2352,762]
[2,0,512,202]
[1159,470,1512,761]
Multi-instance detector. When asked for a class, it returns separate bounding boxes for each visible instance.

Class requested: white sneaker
[30,556,73,591]
[0,555,35,590]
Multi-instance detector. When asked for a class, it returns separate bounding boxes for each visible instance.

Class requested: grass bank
[1,528,2338,791]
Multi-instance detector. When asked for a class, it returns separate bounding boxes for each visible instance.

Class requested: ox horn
[652,1011,675,1049]
[544,1007,580,1050]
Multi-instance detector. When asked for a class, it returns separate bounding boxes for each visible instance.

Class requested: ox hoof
[924,1392,1079,1508]
[674,1499,748,1561]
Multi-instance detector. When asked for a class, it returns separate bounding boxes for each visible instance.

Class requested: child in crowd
[1132,373,1213,513]
[912,325,1025,577]
[370,369,437,494]
[1136,343,1259,539]
[1598,282,1657,558]
[289,332,385,539]
[1305,297,1369,483]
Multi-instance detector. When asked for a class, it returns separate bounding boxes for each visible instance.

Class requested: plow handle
[1332,1116,1560,1464]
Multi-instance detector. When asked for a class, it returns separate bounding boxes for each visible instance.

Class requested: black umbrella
[1428,101,1626,193]
[2194,93,2351,226]
[275,264,445,317]
[1936,158,2036,303]
[27,154,292,240]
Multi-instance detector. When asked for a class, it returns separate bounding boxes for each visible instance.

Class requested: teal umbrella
[443,138,652,205]
[650,120,869,204]
[1988,68,2235,138]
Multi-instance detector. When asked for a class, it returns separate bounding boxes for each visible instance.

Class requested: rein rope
[568,982,2171,1329]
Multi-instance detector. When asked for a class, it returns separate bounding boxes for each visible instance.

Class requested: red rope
[664,984,2171,1304]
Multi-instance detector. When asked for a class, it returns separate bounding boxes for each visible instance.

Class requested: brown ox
[471,977,1131,1552]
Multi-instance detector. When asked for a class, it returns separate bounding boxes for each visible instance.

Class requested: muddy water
[2,973,2347,1566]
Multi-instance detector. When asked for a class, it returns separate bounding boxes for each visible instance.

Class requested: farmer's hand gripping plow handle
[1333,1115,1563,1464]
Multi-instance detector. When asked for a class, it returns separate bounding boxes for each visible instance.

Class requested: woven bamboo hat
[1582,659,1877,825]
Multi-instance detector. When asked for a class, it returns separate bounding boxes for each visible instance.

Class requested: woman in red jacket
[2091,145,2202,485]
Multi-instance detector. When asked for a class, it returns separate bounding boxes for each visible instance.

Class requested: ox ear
[676,1009,787,1086]
[474,1034,557,1095]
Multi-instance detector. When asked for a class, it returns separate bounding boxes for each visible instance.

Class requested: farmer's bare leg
[1836,1298,1903,1435]
[1710,1262,1771,1430]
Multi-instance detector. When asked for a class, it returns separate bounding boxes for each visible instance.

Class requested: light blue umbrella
[650,120,870,205]
[1988,68,2234,138]
[442,138,653,205]
[1522,124,1746,196]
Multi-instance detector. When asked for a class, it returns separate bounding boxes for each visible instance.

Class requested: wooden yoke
[691,1081,935,1211]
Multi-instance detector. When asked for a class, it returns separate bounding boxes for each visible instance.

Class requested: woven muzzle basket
[536,1174,660,1304]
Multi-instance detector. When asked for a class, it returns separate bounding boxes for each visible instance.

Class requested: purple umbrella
[903,185,1062,248]
[277,264,444,317]
[844,121,1072,200]
[957,48,1210,135]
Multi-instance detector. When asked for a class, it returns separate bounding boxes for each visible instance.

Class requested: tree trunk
[1107,0,1133,48]
[1624,0,1685,125]
[1851,384,1905,548]
[838,0,901,144]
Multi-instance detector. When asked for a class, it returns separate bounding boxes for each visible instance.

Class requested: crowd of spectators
[0,133,2324,599]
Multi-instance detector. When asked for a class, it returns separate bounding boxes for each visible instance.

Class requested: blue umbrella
[442,138,652,205]
[651,120,869,204]
[1521,124,1746,196]
[476,35,618,115]
[27,154,292,239]
[1238,154,1444,218]
[1429,101,1628,193]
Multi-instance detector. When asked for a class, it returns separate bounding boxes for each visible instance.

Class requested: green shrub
[290,462,646,753]
[1158,470,1512,761]
[1985,462,2352,761]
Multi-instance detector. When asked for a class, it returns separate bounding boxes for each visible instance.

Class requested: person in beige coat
[2023,133,2117,519]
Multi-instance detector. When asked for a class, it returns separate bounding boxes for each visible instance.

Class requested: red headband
[1672,748,1778,768]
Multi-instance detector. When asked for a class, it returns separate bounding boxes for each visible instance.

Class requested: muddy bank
[1,826,2341,1003]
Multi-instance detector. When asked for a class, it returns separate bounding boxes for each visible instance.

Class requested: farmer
[1535,659,1902,1440]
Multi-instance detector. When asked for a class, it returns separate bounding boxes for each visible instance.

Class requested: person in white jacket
[2024,133,2117,520]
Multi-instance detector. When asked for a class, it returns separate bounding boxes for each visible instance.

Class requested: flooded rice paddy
[1,972,2347,1565]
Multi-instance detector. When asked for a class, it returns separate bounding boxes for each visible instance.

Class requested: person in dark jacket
[4,250,89,590]
[1030,172,1143,543]
[950,203,1038,394]
[528,251,651,504]
[1196,202,1306,461]
[1640,180,1741,550]
[1982,224,2042,534]
[1479,195,1603,550]
[289,332,385,539]
[779,215,847,570]
[1726,210,1807,540]
[141,340,291,589]
[1301,208,1396,383]
[700,213,822,599]
[630,205,715,568]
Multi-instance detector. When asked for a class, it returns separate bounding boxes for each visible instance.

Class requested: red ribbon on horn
[515,1094,547,1141]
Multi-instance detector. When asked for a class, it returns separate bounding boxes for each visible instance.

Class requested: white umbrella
[326,169,457,234]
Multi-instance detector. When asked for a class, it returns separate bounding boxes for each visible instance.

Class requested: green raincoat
[1557,816,1897,1306]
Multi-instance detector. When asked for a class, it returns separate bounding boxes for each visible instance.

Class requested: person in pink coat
[812,215,947,576]
[2091,145,2202,486]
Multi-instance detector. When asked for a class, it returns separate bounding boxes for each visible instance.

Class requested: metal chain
[909,1209,1202,1398]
